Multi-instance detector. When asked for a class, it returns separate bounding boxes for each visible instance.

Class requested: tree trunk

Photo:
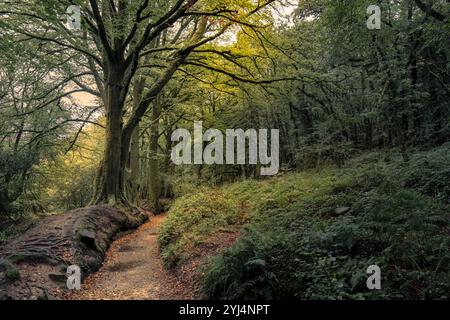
[92,66,127,206]
[129,124,140,201]
[162,116,174,198]
[148,98,162,213]
[128,78,145,204]
[105,104,123,205]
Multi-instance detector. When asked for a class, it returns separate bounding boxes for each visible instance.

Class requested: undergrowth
[160,145,450,299]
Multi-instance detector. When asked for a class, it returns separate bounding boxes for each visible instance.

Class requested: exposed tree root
[0,206,148,300]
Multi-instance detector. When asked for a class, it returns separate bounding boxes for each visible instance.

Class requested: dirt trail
[67,214,198,300]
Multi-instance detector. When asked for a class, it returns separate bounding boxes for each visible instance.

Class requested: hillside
[160,146,450,299]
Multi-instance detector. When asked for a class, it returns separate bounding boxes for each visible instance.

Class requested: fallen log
[0,205,148,300]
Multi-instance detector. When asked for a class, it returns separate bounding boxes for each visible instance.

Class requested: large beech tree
[0,0,277,206]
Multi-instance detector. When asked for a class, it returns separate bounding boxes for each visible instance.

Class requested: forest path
[66,214,197,300]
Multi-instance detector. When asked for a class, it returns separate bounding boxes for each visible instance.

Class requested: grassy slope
[160,145,450,299]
